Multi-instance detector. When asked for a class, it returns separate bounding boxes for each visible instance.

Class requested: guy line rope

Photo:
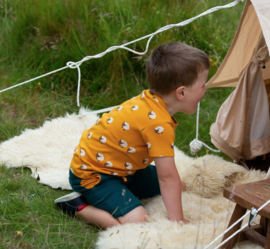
[0,0,241,154]
[0,0,241,108]
[205,198,270,249]
[7,2,270,247]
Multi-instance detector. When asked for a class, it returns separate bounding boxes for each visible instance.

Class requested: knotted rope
[189,102,220,155]
[1,0,241,108]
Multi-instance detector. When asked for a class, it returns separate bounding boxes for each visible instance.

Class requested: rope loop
[66,61,82,69]
[190,138,221,155]
[66,61,82,106]
[189,139,203,155]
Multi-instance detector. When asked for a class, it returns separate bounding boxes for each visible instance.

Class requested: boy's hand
[180,218,192,225]
[181,181,186,192]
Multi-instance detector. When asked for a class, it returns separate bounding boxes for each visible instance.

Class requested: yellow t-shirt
[70,90,178,189]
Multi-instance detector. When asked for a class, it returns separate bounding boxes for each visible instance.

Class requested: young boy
[55,42,210,229]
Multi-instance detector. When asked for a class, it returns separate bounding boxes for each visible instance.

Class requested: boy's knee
[118,206,148,224]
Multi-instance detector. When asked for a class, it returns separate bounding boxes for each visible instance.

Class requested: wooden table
[221,179,270,249]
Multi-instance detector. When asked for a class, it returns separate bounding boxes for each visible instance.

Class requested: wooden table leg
[265,218,270,249]
[260,217,269,234]
[221,204,247,249]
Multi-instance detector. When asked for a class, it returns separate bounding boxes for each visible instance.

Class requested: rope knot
[189,138,220,155]
[189,139,203,155]
[66,61,82,69]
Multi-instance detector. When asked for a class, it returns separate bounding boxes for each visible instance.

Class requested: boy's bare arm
[154,156,188,223]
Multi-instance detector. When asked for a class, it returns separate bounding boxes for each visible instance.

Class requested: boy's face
[180,69,209,115]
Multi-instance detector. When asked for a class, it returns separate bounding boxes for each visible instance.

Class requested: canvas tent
[206,0,270,165]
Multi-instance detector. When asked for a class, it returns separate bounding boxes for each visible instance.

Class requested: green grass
[0,0,244,247]
[0,165,99,249]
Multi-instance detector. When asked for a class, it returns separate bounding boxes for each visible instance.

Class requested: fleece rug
[0,107,266,249]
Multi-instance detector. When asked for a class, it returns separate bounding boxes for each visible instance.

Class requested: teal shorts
[69,165,160,218]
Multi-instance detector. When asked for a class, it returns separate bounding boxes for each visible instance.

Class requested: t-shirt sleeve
[141,122,175,157]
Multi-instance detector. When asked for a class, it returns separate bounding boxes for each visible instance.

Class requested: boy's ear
[175,86,185,100]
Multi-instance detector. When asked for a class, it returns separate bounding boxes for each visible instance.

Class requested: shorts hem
[113,203,143,218]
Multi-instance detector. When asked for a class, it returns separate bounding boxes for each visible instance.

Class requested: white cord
[204,198,270,249]
[214,224,248,249]
[77,106,118,116]
[189,102,221,155]
[0,66,69,94]
[0,0,240,107]
[204,210,251,249]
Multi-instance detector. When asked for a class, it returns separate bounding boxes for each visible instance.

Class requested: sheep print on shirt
[70,90,178,189]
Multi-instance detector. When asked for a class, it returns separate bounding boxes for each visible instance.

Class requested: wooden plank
[221,204,247,249]
[223,179,270,219]
[244,230,266,247]
[238,224,264,242]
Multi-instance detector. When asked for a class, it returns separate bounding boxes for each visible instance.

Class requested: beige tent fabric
[252,0,270,55]
[207,0,270,162]
[206,0,270,89]
[210,35,270,162]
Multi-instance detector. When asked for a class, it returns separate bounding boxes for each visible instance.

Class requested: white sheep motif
[99,135,106,144]
[122,122,130,131]
[96,153,104,162]
[88,132,92,139]
[148,111,156,119]
[107,117,113,124]
[131,105,138,111]
[154,126,164,134]
[119,139,128,148]
[80,149,85,156]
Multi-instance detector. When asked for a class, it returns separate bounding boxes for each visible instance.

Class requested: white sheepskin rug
[0,107,266,249]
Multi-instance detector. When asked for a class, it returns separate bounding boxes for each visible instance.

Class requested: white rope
[204,198,270,249]
[77,106,118,116]
[0,0,240,107]
[214,224,248,249]
[0,66,69,94]
[189,102,221,155]
[204,210,250,249]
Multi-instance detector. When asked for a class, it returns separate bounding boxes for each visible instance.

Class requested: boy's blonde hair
[146,42,210,95]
